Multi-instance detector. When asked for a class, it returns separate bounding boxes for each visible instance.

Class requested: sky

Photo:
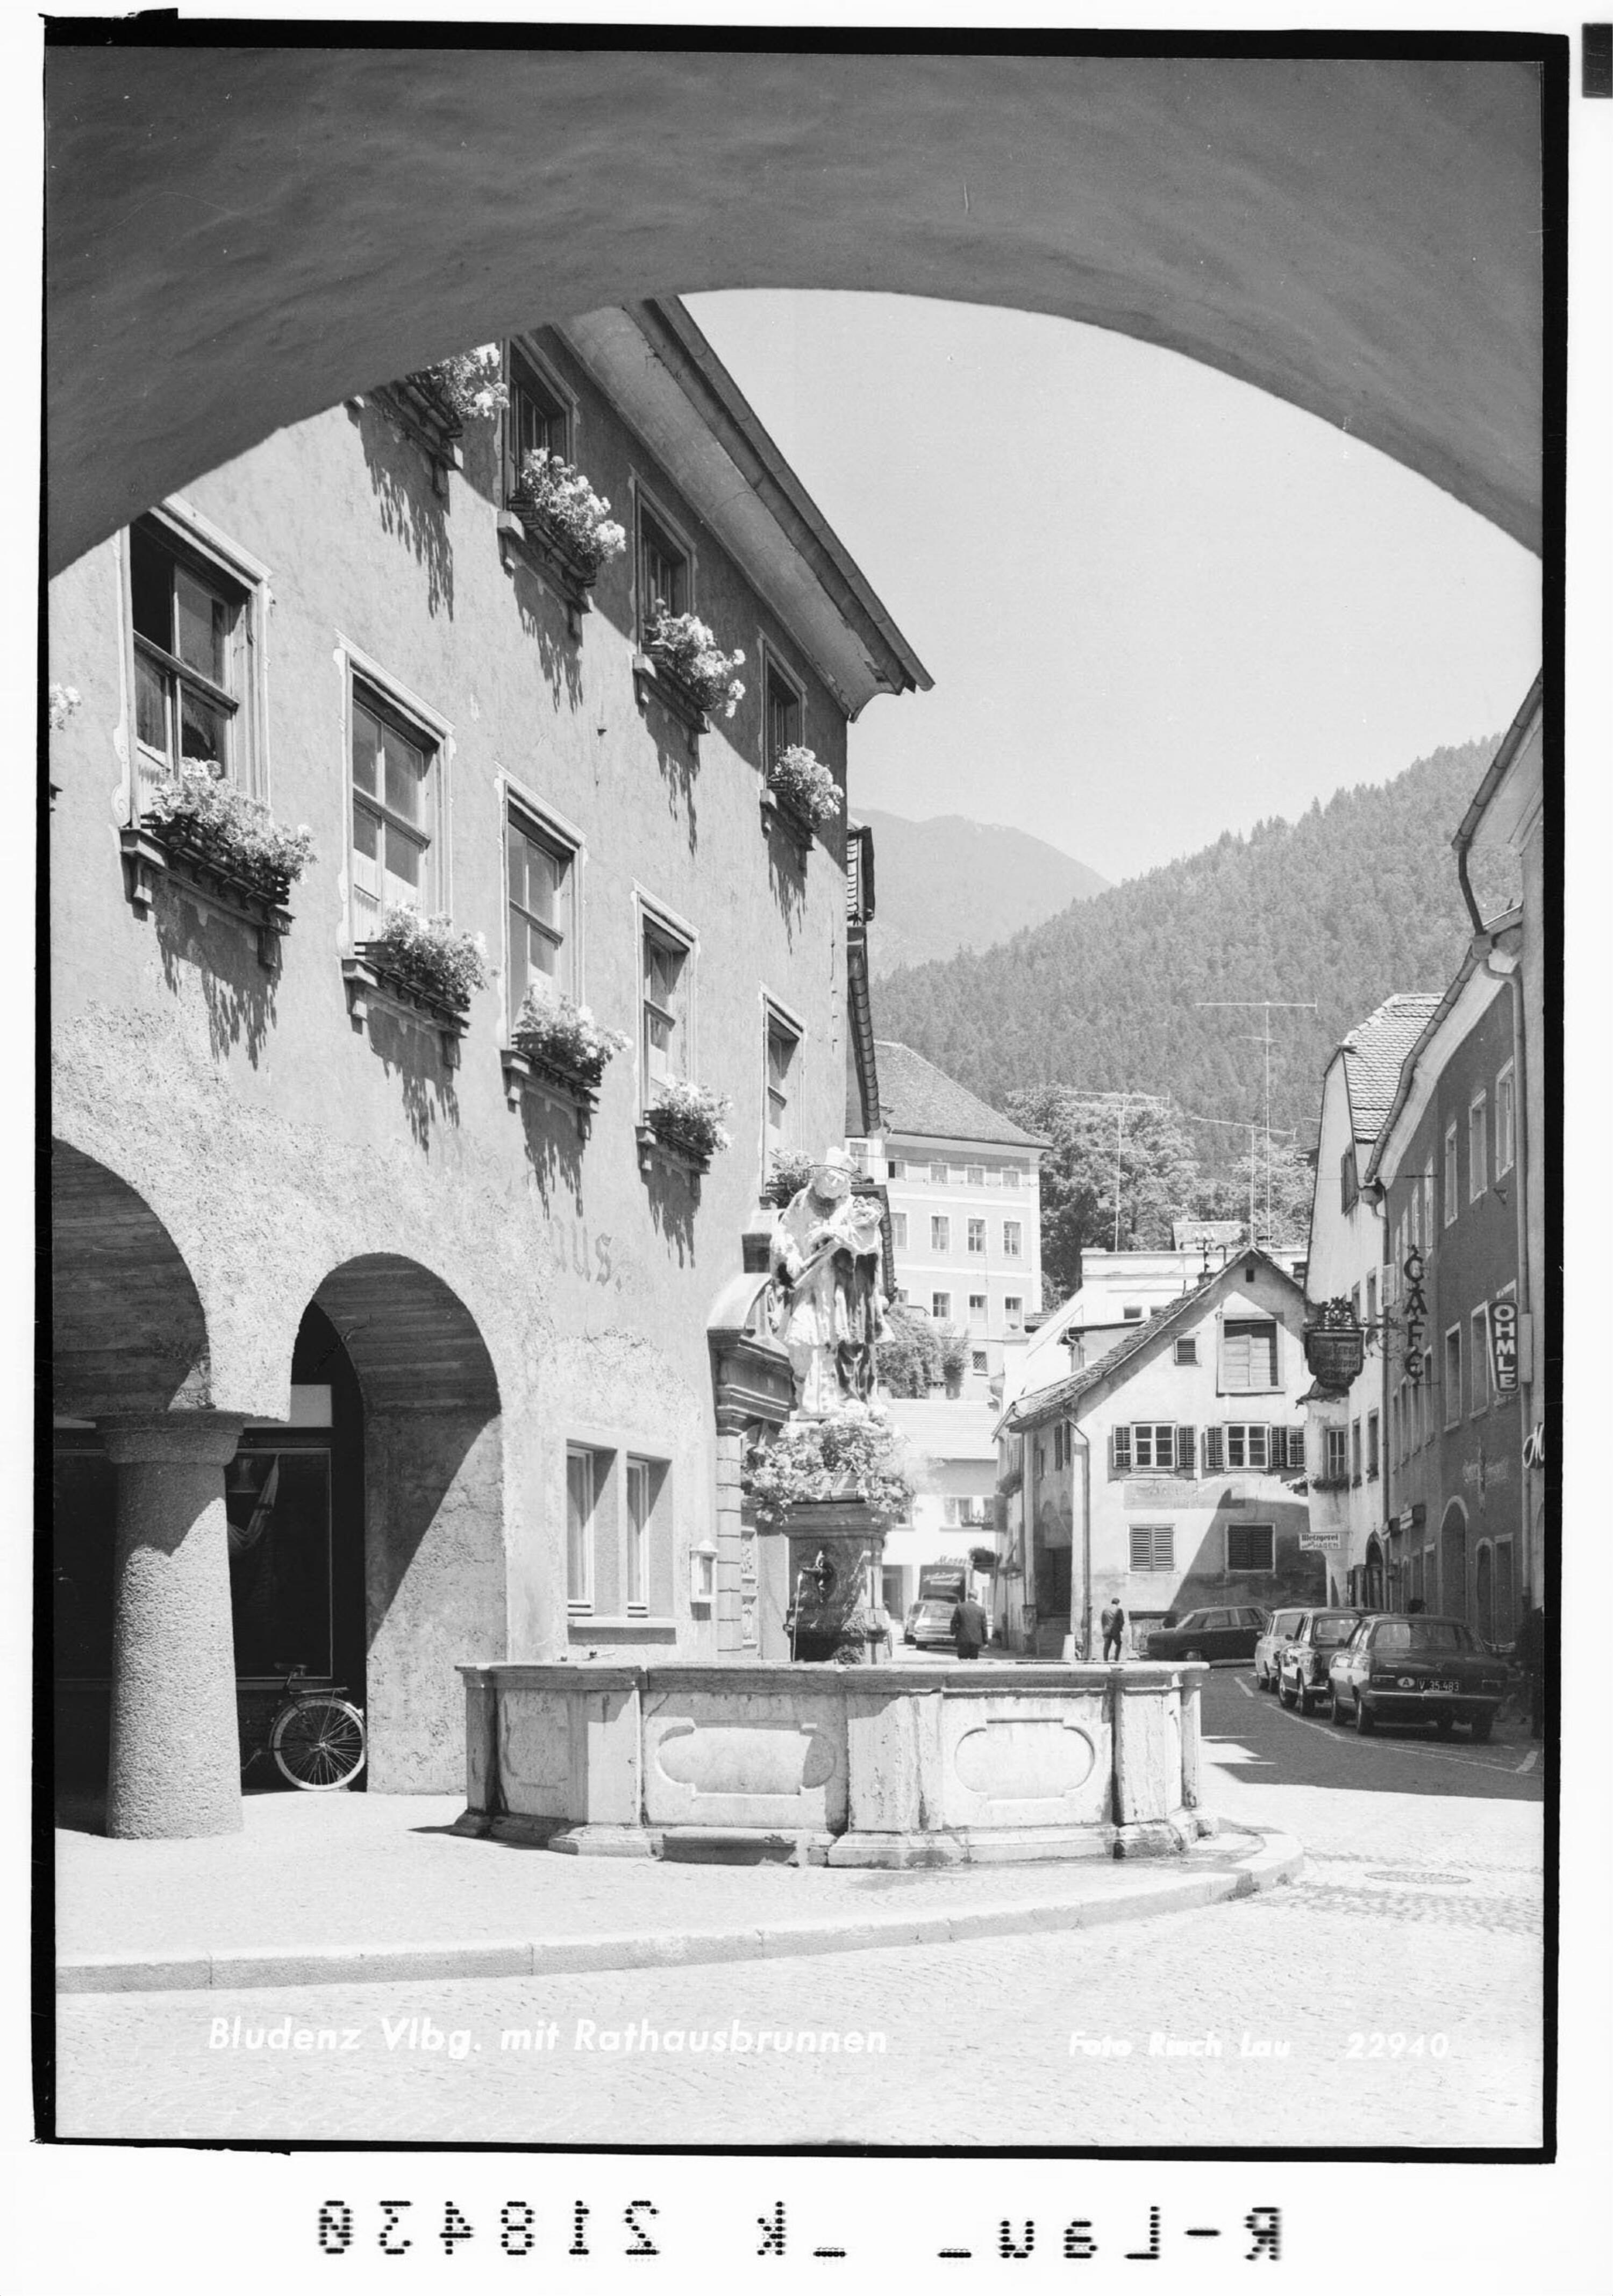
[686,290,1542,889]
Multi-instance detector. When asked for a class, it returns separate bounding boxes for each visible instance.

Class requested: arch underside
[52,1140,211,1417]
[46,51,1544,575]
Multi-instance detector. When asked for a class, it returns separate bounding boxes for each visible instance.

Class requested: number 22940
[1344,2033,1449,2058]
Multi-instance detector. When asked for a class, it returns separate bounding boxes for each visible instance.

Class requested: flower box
[368,374,465,493]
[763,746,841,853]
[124,766,312,969]
[502,1046,598,1133]
[634,608,745,749]
[631,650,710,748]
[640,1080,732,1175]
[504,993,626,1133]
[502,451,626,638]
[343,906,488,1068]
[343,952,468,1067]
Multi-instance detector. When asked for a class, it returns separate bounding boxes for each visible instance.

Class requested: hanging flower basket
[511,450,626,580]
[743,1402,915,1530]
[642,1078,732,1168]
[511,990,628,1090]
[418,346,509,422]
[356,903,489,1015]
[643,605,746,719]
[143,760,315,905]
[766,745,842,828]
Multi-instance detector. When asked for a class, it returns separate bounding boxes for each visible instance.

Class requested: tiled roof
[874,1041,1048,1150]
[1007,1249,1302,1431]
[1337,995,1444,1146]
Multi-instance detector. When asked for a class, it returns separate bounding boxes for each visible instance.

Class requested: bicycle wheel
[271,1696,367,1790]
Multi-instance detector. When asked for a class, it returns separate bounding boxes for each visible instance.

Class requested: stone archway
[45,50,1546,573]
[52,1139,211,1418]
[308,1254,505,1790]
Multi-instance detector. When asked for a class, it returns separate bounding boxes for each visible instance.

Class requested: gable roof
[1004,1249,1304,1432]
[875,1041,1048,1150]
[1337,995,1444,1146]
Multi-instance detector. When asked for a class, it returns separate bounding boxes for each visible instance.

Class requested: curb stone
[56,1828,1304,1996]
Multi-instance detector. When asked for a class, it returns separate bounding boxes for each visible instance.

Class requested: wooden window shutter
[1269,1422,1287,1472]
[1129,1525,1151,1571]
[1154,1526,1174,1571]
[1288,1427,1305,1471]
[1110,1424,1131,1477]
[1176,1425,1196,1478]
[1202,1425,1224,1474]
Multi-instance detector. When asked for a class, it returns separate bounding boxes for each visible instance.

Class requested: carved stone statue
[769,1149,887,1416]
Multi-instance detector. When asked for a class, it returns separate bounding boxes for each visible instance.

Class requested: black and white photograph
[19,9,1610,2285]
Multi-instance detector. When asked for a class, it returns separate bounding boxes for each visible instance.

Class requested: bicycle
[242,1667,368,1791]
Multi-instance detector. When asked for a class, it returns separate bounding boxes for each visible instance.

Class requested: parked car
[1144,1605,1268,1661]
[908,1599,958,1651]
[1277,1609,1362,1713]
[1253,1608,1308,1691]
[1326,1613,1508,1737]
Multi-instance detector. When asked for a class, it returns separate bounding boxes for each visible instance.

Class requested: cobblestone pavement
[52,1677,1545,2148]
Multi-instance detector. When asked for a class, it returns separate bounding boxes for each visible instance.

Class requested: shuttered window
[1130,1525,1174,1572]
[1109,1425,1132,1477]
[1286,1427,1307,1471]
[1220,1318,1278,1392]
[1202,1426,1225,1474]
[1175,1425,1196,1478]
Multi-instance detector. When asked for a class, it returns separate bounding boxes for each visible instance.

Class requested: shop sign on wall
[1489,1299,1519,1394]
[1402,1249,1427,1381]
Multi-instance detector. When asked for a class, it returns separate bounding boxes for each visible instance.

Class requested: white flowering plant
[743,1400,915,1529]
[361,903,490,1012]
[767,744,842,826]
[143,759,315,902]
[421,346,509,421]
[48,683,82,733]
[644,604,745,718]
[644,1077,733,1162]
[512,989,628,1087]
[765,1146,820,1206]
[515,450,627,576]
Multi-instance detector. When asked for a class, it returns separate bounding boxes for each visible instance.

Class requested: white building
[1302,995,1442,1605]
[877,1397,1000,1622]
[851,1042,1047,1401]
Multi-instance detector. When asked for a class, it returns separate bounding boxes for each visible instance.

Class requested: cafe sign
[1402,1250,1428,1382]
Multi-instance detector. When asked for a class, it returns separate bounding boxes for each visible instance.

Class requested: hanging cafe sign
[1302,1295,1365,1393]
[1402,1250,1427,1384]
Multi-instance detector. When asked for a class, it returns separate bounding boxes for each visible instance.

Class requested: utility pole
[1195,1000,1317,1247]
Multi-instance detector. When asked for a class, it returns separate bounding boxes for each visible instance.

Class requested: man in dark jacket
[951,1592,989,1660]
[1519,1603,1546,1741]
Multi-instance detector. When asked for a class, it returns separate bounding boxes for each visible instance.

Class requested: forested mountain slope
[869,739,1519,1150]
[859,808,1108,974]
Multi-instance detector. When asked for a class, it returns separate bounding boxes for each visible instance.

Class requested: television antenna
[1194,1000,1317,1246]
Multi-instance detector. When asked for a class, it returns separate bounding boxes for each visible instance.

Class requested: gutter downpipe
[1486,945,1535,1601]
[1069,1417,1093,1661]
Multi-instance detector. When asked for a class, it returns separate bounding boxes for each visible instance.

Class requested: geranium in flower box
[511,450,627,580]
[766,744,842,828]
[742,1401,915,1530]
[643,604,746,719]
[419,346,510,422]
[358,903,490,1014]
[143,759,315,905]
[643,1078,733,1166]
[511,990,628,1090]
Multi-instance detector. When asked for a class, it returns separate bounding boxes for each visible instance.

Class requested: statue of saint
[769,1149,887,1416]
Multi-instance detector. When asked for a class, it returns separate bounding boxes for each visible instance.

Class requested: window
[1444,1327,1462,1428]
[765,1008,801,1157]
[505,803,577,1024]
[1220,1318,1279,1392]
[1366,1411,1380,1480]
[931,1216,951,1252]
[566,1448,598,1611]
[970,1349,988,1375]
[625,1457,653,1613]
[639,505,689,625]
[1130,1525,1174,1572]
[1003,1221,1023,1258]
[968,1293,988,1327]
[965,1218,985,1254]
[966,1164,986,1186]
[506,350,568,496]
[1174,1337,1199,1365]
[1132,1423,1176,1472]
[1366,1272,1378,1329]
[1002,1165,1021,1189]
[1226,1522,1275,1574]
[351,682,441,932]
[1350,1284,1361,1324]
[1123,1306,1144,1322]
[1351,1421,1362,1484]
[1110,1425,1132,1474]
[1421,1350,1434,1437]
[764,657,803,769]
[930,1161,948,1184]
[932,1292,952,1322]
[1390,1389,1401,1467]
[1004,1295,1023,1328]
[1496,1064,1516,1176]
[1468,1094,1488,1202]
[1325,1427,1348,1482]
[1471,1308,1490,1414]
[1225,1424,1270,1471]
[887,1159,905,1180]
[1286,1428,1306,1470]
[891,1212,908,1250]
[641,912,691,1089]
[130,515,250,792]
[1444,1122,1459,1225]
[690,1543,717,1606]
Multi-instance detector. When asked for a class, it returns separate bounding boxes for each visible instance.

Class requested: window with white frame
[1130,1525,1174,1572]
[625,1457,656,1613]
[1444,1326,1462,1428]
[639,502,690,629]
[641,910,691,1090]
[891,1212,908,1249]
[130,513,256,796]
[1226,1522,1275,1574]
[763,655,803,771]
[1219,1318,1279,1393]
[505,802,577,1026]
[932,1291,952,1321]
[1468,1094,1488,1202]
[931,1215,950,1252]
[966,1164,986,1186]
[1131,1423,1177,1471]
[1225,1423,1270,1471]
[887,1159,905,1180]
[1495,1064,1516,1176]
[1470,1307,1490,1414]
[1366,1410,1380,1479]
[505,348,569,499]
[764,1006,801,1158]
[1003,1220,1023,1258]
[1325,1426,1348,1482]
[930,1161,947,1184]
[970,1348,988,1375]
[566,1446,599,1611]
[350,680,442,933]
[1001,1165,1021,1188]
[1004,1295,1023,1328]
[1444,1122,1459,1225]
[968,1293,987,1327]
[967,1218,986,1254]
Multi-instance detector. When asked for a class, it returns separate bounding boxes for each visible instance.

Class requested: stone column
[100,1413,251,1839]
[713,1407,751,1656]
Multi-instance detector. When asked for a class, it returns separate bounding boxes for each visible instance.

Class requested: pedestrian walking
[1100,1599,1127,1662]
[951,1590,988,1661]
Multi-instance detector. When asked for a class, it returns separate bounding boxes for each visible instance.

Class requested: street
[51,1670,1545,2148]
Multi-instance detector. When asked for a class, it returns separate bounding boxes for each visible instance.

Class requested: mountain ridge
[857,807,1109,975]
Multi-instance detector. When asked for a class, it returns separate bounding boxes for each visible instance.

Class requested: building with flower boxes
[48,297,928,1832]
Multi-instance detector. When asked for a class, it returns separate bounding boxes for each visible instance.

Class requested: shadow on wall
[1172,1502,1325,1617]
[355,1006,461,1150]
[639,697,701,853]
[347,400,455,620]
[643,1156,697,1265]
[501,552,587,715]
[765,809,808,940]
[154,886,278,1067]
[515,1088,586,1211]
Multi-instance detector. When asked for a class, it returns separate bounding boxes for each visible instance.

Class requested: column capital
[98,1411,254,1468]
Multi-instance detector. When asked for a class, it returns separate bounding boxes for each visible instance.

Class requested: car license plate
[1429,1679,1457,1695]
